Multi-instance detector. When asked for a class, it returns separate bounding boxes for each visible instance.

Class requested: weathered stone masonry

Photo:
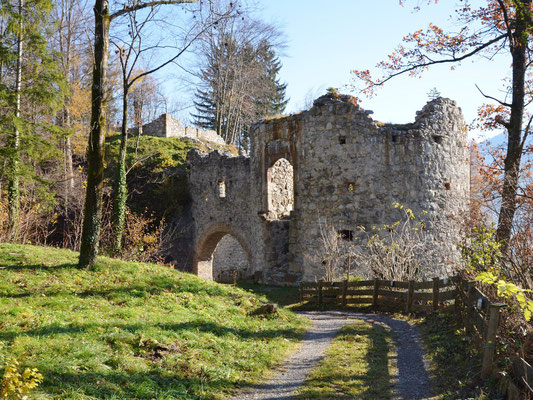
[131,113,226,145]
[187,94,470,284]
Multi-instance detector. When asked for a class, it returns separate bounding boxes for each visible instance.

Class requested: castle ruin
[186,94,470,284]
[131,113,226,145]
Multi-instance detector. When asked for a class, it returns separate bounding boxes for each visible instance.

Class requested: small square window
[338,230,354,241]
[433,135,443,144]
[339,136,346,145]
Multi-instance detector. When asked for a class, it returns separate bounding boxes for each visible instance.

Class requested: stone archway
[193,222,253,281]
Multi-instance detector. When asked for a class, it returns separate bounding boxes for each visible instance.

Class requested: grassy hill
[0,244,307,399]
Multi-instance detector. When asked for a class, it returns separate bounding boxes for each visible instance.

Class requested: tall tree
[0,0,65,241]
[352,0,533,253]
[9,0,24,241]
[79,0,209,268]
[108,2,233,255]
[51,0,92,244]
[255,40,288,117]
[192,14,287,148]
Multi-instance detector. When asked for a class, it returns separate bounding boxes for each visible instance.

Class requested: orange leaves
[402,23,471,55]
[474,103,511,130]
[349,1,516,97]
[350,68,379,97]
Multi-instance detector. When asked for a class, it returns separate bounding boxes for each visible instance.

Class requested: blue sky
[159,1,510,141]
[255,0,509,139]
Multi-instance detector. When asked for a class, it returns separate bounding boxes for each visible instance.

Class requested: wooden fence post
[454,277,462,314]
[481,303,505,378]
[465,280,476,336]
[432,277,440,312]
[342,280,348,309]
[372,279,380,308]
[406,280,415,313]
[318,282,323,308]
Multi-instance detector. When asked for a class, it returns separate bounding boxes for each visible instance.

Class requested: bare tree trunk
[135,123,142,159]
[495,0,529,253]
[112,83,129,254]
[8,0,24,242]
[78,0,109,268]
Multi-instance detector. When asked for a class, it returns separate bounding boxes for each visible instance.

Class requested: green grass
[0,243,308,399]
[417,313,501,400]
[237,283,301,308]
[298,320,396,399]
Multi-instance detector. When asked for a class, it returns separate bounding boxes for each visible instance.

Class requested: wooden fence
[299,276,530,393]
[299,277,458,313]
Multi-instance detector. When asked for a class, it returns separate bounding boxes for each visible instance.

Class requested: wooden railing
[299,276,522,391]
[454,279,506,378]
[300,277,457,313]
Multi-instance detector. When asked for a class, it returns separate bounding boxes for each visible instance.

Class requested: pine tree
[192,25,287,149]
[255,40,288,117]
[0,0,66,241]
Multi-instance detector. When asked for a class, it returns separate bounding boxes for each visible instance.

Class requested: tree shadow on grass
[37,369,236,400]
[0,262,78,271]
[418,313,502,399]
[2,320,305,398]
[1,273,231,300]
[0,318,303,343]
[299,322,395,400]
[238,282,301,307]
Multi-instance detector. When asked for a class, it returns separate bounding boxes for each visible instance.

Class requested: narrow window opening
[267,158,294,220]
[218,180,226,198]
[345,182,356,192]
[338,230,354,241]
[339,135,346,145]
[391,135,397,143]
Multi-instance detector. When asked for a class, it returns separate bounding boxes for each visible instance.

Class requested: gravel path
[357,313,433,400]
[230,311,432,400]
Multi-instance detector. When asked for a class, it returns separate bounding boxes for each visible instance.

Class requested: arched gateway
[194,223,253,281]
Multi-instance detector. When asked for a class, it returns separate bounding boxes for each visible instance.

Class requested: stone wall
[184,126,226,145]
[130,114,226,145]
[186,94,470,284]
[137,114,168,137]
[187,150,265,281]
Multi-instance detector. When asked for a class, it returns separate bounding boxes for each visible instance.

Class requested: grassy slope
[298,320,396,400]
[0,244,307,400]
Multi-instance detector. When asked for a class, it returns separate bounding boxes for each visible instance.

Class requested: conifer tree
[255,40,288,117]
[0,0,66,241]
[192,18,287,149]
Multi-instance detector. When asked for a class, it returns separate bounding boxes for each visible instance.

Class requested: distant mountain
[480,131,532,149]
[481,132,507,148]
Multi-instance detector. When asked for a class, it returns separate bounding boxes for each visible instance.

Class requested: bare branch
[475,83,512,108]
[110,0,198,21]
[366,33,507,90]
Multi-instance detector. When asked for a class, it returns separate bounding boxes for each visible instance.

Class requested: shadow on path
[231,311,433,400]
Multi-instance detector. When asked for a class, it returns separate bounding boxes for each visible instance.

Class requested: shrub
[0,358,43,400]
